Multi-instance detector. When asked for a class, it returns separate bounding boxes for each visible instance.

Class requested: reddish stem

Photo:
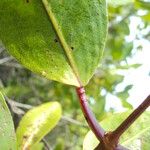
[109,95,150,142]
[76,87,150,150]
[76,87,105,142]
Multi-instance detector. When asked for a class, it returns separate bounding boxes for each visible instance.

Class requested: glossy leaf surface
[16,101,62,150]
[83,111,150,150]
[0,0,107,86]
[0,92,17,150]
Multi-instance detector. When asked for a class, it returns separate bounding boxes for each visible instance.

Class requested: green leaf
[117,85,133,109]
[0,92,17,150]
[135,0,150,10]
[83,111,150,150]
[0,0,107,86]
[117,64,141,69]
[142,14,150,22]
[30,142,44,150]
[16,101,62,150]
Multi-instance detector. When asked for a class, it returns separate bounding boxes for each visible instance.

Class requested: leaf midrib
[42,0,82,87]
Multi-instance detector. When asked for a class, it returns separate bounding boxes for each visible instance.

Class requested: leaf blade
[42,0,81,85]
[16,101,62,150]
[0,92,17,150]
[0,0,107,86]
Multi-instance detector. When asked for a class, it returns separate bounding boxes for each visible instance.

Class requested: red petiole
[76,86,150,150]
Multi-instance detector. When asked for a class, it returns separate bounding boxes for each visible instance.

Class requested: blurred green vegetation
[0,0,150,150]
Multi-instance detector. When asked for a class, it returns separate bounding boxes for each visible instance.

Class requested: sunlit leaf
[0,0,107,86]
[83,111,150,150]
[16,101,62,150]
[0,92,17,150]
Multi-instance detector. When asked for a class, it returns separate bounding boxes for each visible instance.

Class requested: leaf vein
[42,0,82,86]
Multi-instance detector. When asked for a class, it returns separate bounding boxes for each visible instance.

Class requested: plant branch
[61,116,87,127]
[41,138,52,150]
[6,97,86,127]
[95,143,129,150]
[0,43,5,53]
[76,87,105,142]
[108,95,150,142]
[0,57,13,64]
[1,62,23,68]
[6,97,33,110]
[77,89,150,150]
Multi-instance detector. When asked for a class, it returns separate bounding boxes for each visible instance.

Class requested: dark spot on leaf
[71,46,74,50]
[23,135,28,139]
[54,39,58,43]
[26,0,30,3]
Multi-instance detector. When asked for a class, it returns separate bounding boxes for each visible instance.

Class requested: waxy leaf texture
[0,0,107,86]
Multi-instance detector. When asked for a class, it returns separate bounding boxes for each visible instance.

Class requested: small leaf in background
[0,92,17,150]
[16,101,62,150]
[117,64,142,70]
[83,111,150,150]
[135,0,150,10]
[0,0,107,86]
[142,14,150,22]
[117,85,133,109]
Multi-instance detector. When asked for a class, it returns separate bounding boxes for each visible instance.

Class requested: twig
[0,57,13,64]
[76,87,105,142]
[41,138,52,150]
[1,62,23,68]
[95,95,150,150]
[0,47,4,53]
[6,97,33,110]
[7,97,86,127]
[0,43,5,53]
[95,143,128,150]
[77,88,150,150]
[61,116,87,127]
[109,95,150,142]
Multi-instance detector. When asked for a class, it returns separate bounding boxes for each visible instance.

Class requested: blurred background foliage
[0,0,150,150]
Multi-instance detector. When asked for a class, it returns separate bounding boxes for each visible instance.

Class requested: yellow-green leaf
[0,92,17,150]
[16,101,62,150]
[0,0,107,86]
[83,111,150,150]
